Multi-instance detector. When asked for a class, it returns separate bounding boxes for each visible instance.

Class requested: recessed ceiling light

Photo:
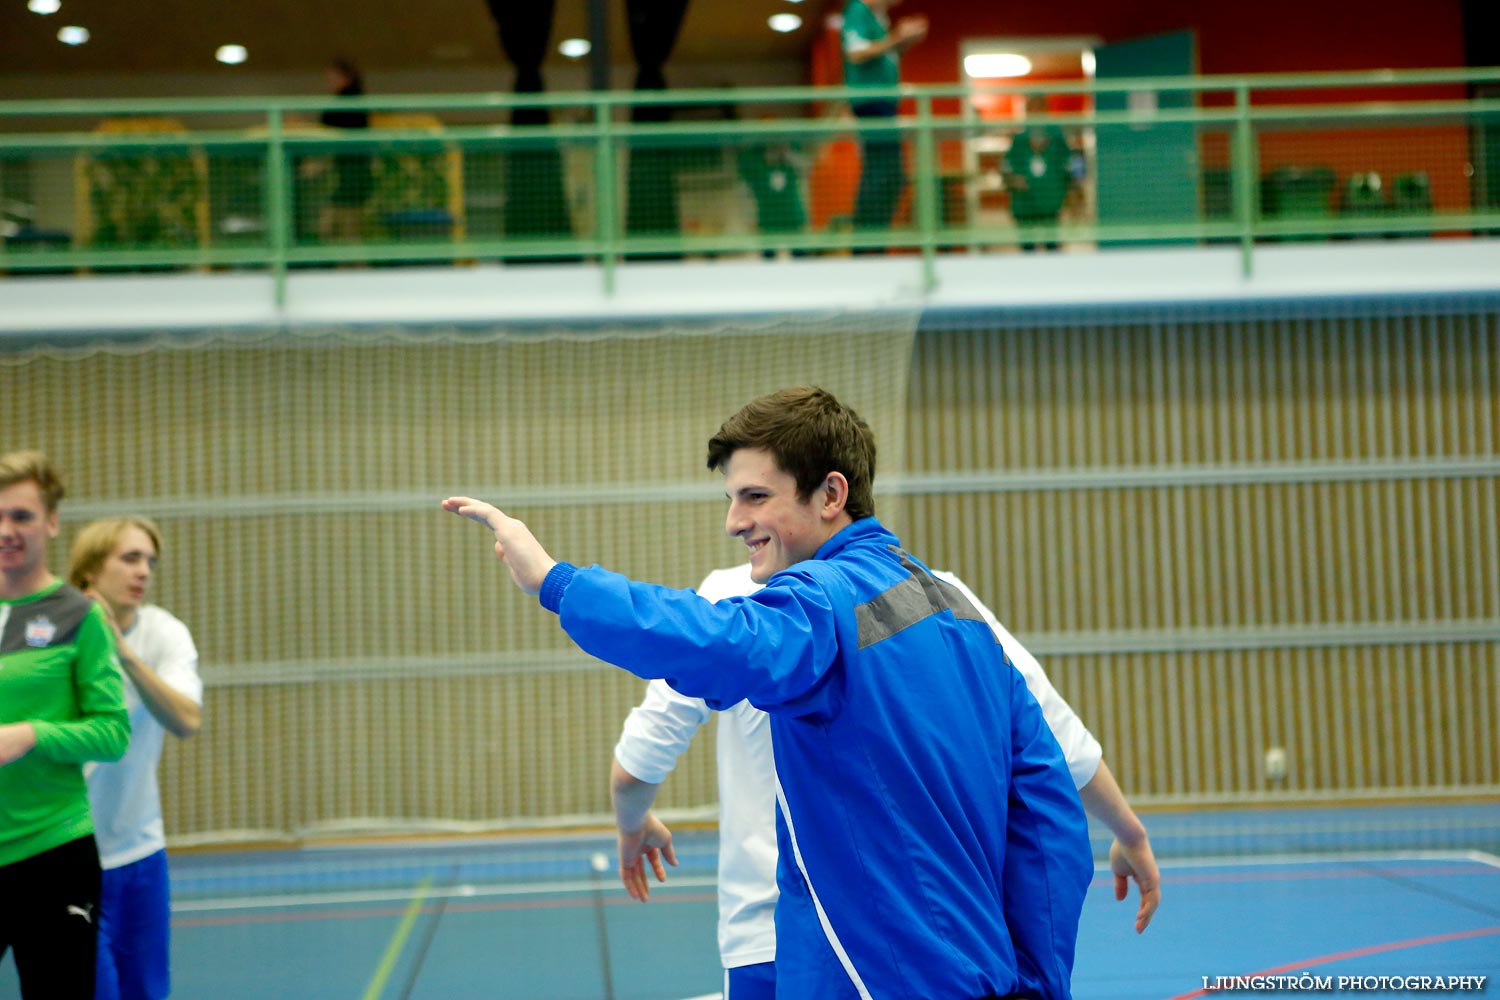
[28,0,61,14]
[216,44,248,65]
[963,53,1033,79]
[57,25,89,45]
[768,13,802,32]
[558,37,591,59]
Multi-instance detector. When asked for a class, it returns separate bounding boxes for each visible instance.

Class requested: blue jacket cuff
[539,562,577,614]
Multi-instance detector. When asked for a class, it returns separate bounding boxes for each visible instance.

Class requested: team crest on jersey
[25,616,57,647]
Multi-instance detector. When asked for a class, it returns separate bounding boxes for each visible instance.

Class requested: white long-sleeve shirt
[85,604,202,870]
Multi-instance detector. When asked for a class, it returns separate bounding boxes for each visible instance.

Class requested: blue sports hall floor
[3,802,1496,999]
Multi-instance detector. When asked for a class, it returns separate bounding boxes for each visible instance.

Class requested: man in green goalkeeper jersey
[0,450,130,1000]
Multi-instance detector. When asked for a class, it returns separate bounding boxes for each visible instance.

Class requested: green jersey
[1005,126,1074,221]
[1,580,129,867]
[842,0,900,92]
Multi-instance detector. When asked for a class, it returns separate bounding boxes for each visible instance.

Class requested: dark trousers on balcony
[852,101,906,236]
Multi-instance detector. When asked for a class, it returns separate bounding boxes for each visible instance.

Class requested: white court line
[675,994,723,1000]
[175,874,719,913]
[1147,849,1497,871]
[178,851,1497,911]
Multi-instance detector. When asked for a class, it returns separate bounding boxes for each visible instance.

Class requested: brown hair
[0,450,66,512]
[706,386,876,520]
[69,516,163,590]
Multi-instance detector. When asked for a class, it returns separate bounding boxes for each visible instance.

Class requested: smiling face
[88,525,159,619]
[723,447,849,583]
[0,479,59,597]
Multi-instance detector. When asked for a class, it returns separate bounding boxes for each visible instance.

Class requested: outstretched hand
[617,812,677,902]
[441,497,558,595]
[1109,835,1162,933]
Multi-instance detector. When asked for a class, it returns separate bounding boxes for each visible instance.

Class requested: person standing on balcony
[319,58,373,246]
[1001,94,1077,252]
[843,0,927,244]
[737,121,810,259]
[70,517,202,1000]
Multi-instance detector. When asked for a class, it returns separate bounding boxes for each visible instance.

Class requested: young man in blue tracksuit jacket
[444,386,1093,1000]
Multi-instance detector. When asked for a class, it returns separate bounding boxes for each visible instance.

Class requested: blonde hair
[69,516,163,590]
[0,450,66,512]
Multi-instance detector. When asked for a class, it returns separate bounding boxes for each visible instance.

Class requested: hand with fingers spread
[617,812,678,902]
[441,496,558,595]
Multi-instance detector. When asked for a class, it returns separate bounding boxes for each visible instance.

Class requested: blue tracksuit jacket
[539,517,1092,1000]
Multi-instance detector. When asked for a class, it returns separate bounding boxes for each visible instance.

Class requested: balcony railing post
[594,100,618,296]
[266,107,290,309]
[1232,83,1257,279]
[913,93,939,292]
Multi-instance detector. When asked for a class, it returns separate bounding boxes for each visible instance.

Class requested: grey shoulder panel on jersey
[1,585,95,654]
[854,548,994,649]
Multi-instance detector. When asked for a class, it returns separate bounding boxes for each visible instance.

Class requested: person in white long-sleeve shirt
[611,562,1160,1000]
[71,517,202,1000]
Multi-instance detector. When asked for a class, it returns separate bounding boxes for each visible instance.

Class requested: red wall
[842,0,1467,83]
[810,0,1467,89]
[808,1,1473,213]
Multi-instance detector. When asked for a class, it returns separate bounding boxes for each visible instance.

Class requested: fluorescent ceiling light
[768,13,802,32]
[216,44,248,65]
[964,53,1033,79]
[558,37,591,59]
[57,24,89,45]
[28,0,61,14]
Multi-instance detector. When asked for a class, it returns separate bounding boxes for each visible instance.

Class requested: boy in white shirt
[71,517,202,1000]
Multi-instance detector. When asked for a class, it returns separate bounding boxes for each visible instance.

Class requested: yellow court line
[360,876,433,1000]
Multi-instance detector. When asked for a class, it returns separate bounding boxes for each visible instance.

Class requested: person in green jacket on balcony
[738,129,809,258]
[0,450,130,1000]
[1001,95,1077,253]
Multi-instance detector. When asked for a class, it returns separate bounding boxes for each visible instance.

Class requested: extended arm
[1078,760,1161,933]
[444,497,842,712]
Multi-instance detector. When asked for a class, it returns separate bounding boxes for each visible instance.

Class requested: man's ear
[820,472,850,520]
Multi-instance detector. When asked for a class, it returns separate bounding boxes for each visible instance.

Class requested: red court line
[1164,926,1500,999]
[174,891,718,928]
